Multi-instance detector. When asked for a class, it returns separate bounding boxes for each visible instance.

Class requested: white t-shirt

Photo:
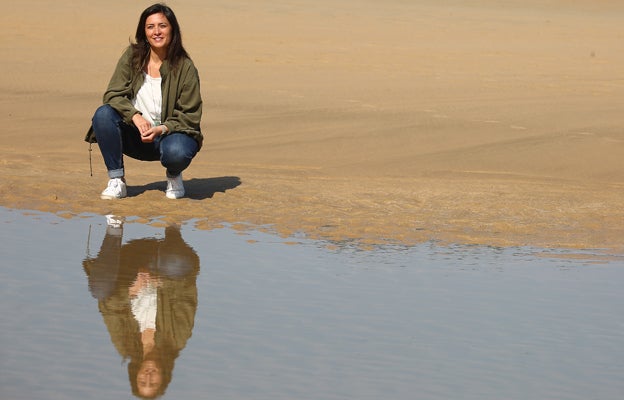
[133,73,162,126]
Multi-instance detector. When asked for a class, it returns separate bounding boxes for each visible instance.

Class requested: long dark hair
[131,3,190,72]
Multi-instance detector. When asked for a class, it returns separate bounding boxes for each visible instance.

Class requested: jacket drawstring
[89,142,93,177]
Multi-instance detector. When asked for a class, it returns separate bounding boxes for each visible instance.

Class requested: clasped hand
[132,114,164,143]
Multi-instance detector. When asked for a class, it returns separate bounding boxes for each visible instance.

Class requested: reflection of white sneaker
[100,178,127,200]
[105,214,124,236]
[166,174,185,199]
[105,215,125,228]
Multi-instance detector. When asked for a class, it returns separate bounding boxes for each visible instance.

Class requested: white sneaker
[166,174,185,199]
[100,178,127,200]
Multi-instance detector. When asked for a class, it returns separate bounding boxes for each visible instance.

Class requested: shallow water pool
[1,207,623,399]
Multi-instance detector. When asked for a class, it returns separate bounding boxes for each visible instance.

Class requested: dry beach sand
[1,0,623,254]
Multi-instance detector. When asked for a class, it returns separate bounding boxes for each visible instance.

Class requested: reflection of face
[137,360,162,397]
[145,13,171,51]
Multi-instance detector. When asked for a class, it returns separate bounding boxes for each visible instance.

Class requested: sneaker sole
[100,191,127,200]
[165,192,184,199]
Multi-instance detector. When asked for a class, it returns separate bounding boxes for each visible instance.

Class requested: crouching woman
[86,3,203,200]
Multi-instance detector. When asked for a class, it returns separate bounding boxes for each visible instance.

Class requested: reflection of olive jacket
[83,227,199,363]
[100,275,198,364]
[85,46,203,149]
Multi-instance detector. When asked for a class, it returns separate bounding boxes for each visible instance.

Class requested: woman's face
[145,12,171,52]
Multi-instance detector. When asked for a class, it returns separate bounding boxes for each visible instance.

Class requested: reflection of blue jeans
[91,105,199,179]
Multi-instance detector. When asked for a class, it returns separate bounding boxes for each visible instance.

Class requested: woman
[86,3,203,199]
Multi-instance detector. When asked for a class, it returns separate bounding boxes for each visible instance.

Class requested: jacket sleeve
[102,47,142,125]
[163,61,203,143]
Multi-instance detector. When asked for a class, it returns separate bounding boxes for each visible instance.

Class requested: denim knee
[92,105,122,137]
[92,104,119,126]
[160,134,198,175]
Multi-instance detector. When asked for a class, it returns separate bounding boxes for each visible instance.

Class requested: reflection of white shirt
[131,282,158,332]
[132,73,162,126]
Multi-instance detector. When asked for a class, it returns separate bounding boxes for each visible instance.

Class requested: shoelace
[107,179,121,191]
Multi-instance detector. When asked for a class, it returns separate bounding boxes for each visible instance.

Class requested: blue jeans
[91,105,199,179]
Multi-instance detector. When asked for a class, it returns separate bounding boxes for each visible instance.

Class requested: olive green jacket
[85,47,203,149]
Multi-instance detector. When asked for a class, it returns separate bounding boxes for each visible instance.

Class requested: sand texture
[2,1,623,254]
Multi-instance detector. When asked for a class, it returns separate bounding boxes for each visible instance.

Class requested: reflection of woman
[83,221,199,398]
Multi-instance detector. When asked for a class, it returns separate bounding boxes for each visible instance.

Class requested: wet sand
[2,0,623,253]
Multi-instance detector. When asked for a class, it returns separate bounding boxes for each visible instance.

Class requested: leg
[91,105,126,179]
[91,104,161,178]
[92,105,161,199]
[159,133,199,177]
[159,133,199,199]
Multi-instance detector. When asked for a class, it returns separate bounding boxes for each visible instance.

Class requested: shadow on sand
[127,176,241,200]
